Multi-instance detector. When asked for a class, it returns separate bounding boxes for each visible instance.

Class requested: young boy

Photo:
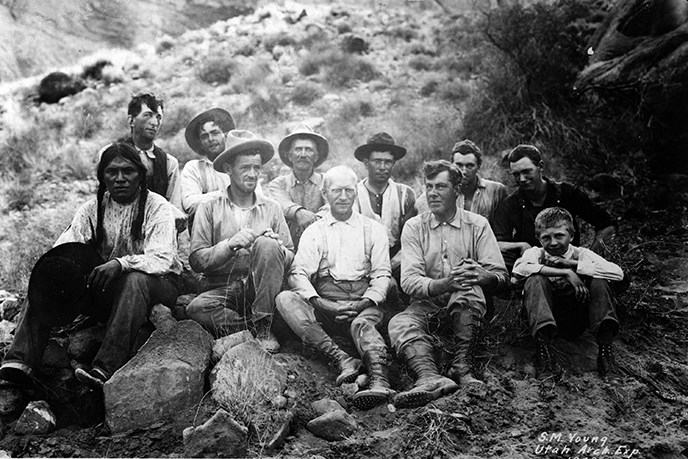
[512,207,623,381]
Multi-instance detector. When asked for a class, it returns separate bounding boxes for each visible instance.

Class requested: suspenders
[316,222,373,278]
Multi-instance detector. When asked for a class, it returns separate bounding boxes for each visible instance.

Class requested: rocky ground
[0,0,687,458]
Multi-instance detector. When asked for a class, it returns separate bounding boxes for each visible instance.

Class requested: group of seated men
[0,91,623,414]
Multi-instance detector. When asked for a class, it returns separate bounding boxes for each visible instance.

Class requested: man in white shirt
[275,166,395,410]
[181,108,235,230]
[512,207,623,381]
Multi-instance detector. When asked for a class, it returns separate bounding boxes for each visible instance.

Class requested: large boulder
[104,319,213,433]
[37,72,86,104]
[182,409,248,458]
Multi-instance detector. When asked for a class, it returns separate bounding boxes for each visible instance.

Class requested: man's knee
[589,278,611,295]
[118,272,150,292]
[252,236,282,257]
[275,291,300,315]
[524,274,551,291]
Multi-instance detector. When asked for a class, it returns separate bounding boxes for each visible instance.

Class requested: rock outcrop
[104,318,213,433]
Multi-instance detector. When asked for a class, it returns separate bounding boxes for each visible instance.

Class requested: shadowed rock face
[0,0,252,81]
[576,0,688,172]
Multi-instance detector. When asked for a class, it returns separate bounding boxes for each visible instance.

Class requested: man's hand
[87,260,122,293]
[565,270,589,302]
[295,208,317,229]
[228,228,257,250]
[544,256,577,270]
[450,259,496,290]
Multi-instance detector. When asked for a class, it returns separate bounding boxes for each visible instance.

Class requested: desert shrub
[436,80,472,103]
[263,32,298,53]
[460,0,641,169]
[155,36,175,54]
[0,126,42,175]
[235,42,255,57]
[408,54,433,71]
[290,82,324,106]
[70,104,103,140]
[196,57,236,84]
[334,98,374,124]
[383,102,461,183]
[0,199,76,292]
[158,103,196,139]
[4,175,34,211]
[336,22,352,34]
[408,42,436,56]
[298,44,378,87]
[420,78,439,97]
[389,25,418,41]
[231,59,272,93]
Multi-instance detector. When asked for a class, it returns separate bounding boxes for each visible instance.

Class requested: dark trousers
[4,272,179,376]
[523,274,619,340]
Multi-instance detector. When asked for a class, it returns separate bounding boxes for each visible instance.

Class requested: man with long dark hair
[0,142,182,401]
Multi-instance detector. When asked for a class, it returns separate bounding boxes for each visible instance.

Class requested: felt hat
[354,132,407,162]
[213,130,275,172]
[277,124,329,169]
[184,108,236,155]
[27,243,104,326]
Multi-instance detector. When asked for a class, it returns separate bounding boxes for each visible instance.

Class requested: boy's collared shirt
[512,244,624,286]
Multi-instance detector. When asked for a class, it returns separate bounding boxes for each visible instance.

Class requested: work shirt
[512,245,624,285]
[354,178,416,251]
[401,207,508,299]
[189,189,293,284]
[288,212,391,305]
[55,191,182,276]
[493,177,614,247]
[267,171,326,220]
[181,158,264,217]
[416,176,507,226]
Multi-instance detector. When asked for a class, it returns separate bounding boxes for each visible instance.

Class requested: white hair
[322,165,358,190]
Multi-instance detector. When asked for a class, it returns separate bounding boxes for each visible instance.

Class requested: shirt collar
[476,175,487,189]
[134,144,156,159]
[427,205,462,229]
[323,210,358,227]
[290,171,322,187]
[225,186,266,210]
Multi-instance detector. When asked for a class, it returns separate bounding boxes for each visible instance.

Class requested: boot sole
[352,390,394,410]
[336,370,360,386]
[394,390,434,409]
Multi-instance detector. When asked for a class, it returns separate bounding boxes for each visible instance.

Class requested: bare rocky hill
[0,0,251,81]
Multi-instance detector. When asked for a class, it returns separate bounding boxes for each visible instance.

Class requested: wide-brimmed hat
[277,124,329,169]
[354,132,407,162]
[28,243,104,326]
[185,108,236,155]
[213,130,275,172]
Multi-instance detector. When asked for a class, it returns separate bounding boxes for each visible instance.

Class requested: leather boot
[393,340,459,409]
[352,348,396,410]
[448,306,484,387]
[534,330,559,380]
[303,325,361,386]
[597,343,621,382]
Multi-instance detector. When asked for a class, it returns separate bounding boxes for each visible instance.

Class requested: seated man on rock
[276,166,396,410]
[186,130,293,353]
[0,142,183,401]
[267,125,328,249]
[512,207,624,381]
[389,160,508,408]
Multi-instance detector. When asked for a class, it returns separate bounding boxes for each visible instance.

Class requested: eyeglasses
[328,187,356,196]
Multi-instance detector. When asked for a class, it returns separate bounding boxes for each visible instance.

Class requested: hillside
[0,0,251,81]
[0,0,687,458]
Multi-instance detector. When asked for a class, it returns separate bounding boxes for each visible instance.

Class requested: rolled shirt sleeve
[188,200,236,273]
